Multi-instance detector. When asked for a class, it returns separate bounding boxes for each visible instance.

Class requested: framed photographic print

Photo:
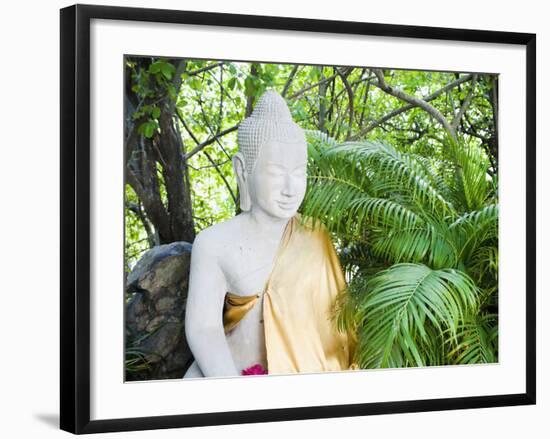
[60,4,536,434]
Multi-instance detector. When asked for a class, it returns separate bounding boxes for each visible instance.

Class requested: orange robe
[223,214,357,374]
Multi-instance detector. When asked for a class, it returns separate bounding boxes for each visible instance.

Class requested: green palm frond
[306,131,369,185]
[450,204,498,233]
[302,173,367,234]
[412,154,455,203]
[303,133,372,234]
[447,313,498,364]
[303,131,498,368]
[348,196,423,230]
[447,140,492,212]
[369,222,461,268]
[420,323,448,366]
[306,129,339,148]
[354,263,479,369]
[328,141,456,215]
[468,245,499,285]
[451,204,498,269]
[369,225,432,264]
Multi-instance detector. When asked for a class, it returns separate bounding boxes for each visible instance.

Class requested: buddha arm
[185,234,239,377]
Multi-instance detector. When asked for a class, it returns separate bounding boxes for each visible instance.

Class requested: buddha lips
[242,363,268,375]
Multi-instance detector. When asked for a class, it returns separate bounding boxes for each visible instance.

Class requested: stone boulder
[125,241,194,381]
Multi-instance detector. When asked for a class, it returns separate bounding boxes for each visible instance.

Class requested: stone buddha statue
[183,90,355,378]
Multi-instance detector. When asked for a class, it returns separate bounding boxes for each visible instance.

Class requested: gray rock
[127,241,193,291]
[125,241,194,381]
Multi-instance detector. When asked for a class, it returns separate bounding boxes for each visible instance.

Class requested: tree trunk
[125,57,196,245]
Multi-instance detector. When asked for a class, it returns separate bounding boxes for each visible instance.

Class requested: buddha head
[233,90,308,219]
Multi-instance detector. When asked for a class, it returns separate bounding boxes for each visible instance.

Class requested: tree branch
[371,69,457,140]
[186,61,224,76]
[351,73,474,140]
[451,74,478,129]
[287,72,339,100]
[126,201,157,247]
[182,124,239,160]
[336,67,355,139]
[282,65,300,97]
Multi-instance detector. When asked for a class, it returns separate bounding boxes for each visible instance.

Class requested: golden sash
[223,292,260,333]
[223,214,357,374]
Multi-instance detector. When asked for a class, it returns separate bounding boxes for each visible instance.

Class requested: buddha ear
[232,152,251,212]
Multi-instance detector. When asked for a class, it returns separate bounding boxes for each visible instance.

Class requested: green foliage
[302,132,498,368]
[351,263,479,368]
[149,59,176,80]
[128,59,179,141]
[138,119,159,139]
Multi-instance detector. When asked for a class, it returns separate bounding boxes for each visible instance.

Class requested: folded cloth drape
[223,214,357,374]
[223,292,260,333]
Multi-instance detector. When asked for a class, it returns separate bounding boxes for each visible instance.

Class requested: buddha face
[247,139,308,219]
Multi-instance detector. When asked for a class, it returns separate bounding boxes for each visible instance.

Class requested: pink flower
[241,363,267,375]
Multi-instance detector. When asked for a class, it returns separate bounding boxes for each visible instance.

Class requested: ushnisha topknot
[237,90,306,175]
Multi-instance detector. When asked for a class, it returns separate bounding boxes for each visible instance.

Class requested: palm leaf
[354,263,479,368]
[369,221,460,269]
[303,131,498,367]
[447,313,498,364]
[446,139,493,212]
[328,141,456,216]
[451,204,498,272]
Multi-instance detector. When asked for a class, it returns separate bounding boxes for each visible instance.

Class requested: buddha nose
[281,175,296,197]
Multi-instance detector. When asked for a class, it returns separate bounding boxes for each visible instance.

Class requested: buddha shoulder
[191,216,243,259]
[294,216,332,246]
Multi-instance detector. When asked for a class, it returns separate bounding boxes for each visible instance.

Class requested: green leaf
[189,77,202,90]
[151,106,161,119]
[138,120,157,139]
[149,61,163,74]
[161,62,176,80]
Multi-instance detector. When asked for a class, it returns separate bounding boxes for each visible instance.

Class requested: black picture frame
[60,3,536,434]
